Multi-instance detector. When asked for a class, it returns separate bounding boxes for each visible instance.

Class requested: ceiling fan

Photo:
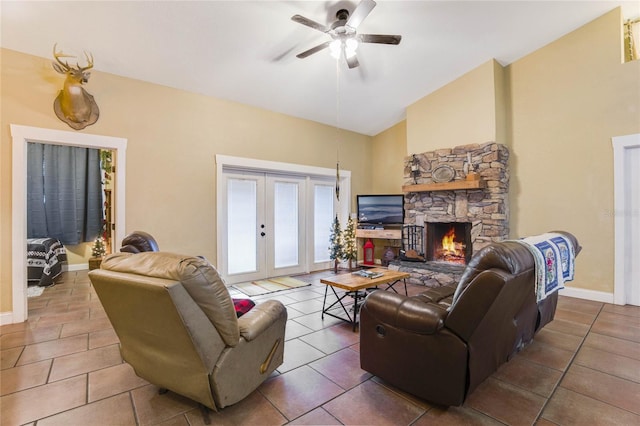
[291,0,401,69]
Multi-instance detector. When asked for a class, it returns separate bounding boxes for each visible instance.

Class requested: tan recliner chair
[88,251,287,413]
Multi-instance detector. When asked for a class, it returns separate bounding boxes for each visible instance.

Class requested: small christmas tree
[91,237,106,258]
[342,217,357,270]
[328,215,343,272]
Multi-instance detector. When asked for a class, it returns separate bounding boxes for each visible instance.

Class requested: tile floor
[1,269,639,425]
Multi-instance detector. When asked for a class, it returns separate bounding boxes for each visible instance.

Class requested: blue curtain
[27,143,103,245]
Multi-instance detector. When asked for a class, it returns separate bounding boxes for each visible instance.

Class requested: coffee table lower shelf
[320,269,409,331]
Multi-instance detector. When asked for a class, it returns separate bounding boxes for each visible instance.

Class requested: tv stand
[355,224,402,267]
[355,227,402,240]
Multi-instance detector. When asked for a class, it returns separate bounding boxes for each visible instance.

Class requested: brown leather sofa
[88,251,287,412]
[120,230,160,253]
[359,232,580,406]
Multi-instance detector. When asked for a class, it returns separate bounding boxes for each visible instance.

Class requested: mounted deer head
[52,44,99,130]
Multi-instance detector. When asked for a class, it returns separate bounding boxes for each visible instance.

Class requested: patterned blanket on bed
[27,238,68,287]
[514,233,576,302]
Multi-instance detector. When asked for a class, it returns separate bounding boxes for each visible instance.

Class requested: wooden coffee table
[320,268,410,331]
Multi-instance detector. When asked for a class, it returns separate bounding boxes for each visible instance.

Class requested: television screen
[357,194,404,225]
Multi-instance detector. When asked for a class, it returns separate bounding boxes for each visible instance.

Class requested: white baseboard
[559,287,614,304]
[67,263,89,272]
[0,311,17,326]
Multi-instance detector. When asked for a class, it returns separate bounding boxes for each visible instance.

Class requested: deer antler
[52,43,94,74]
[52,43,73,74]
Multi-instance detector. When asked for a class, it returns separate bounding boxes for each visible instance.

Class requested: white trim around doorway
[7,125,127,324]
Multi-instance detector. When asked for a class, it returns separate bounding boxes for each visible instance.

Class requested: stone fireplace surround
[389,142,509,287]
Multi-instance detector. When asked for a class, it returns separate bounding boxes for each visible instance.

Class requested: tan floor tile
[17,333,88,365]
[260,365,343,420]
[414,405,503,425]
[591,316,640,343]
[285,319,314,340]
[309,347,372,389]
[37,392,136,426]
[286,289,325,302]
[541,387,640,425]
[60,316,113,338]
[598,310,640,328]
[583,331,640,361]
[34,309,91,327]
[0,320,37,335]
[533,327,583,353]
[517,339,575,371]
[543,318,590,337]
[369,376,434,410]
[276,338,325,373]
[287,299,325,315]
[492,356,563,398]
[185,390,287,426]
[464,377,546,426]
[556,297,603,316]
[89,327,120,349]
[323,379,425,426]
[152,413,191,425]
[561,364,640,415]
[292,312,343,331]
[553,308,597,325]
[300,323,360,354]
[0,375,87,425]
[49,344,122,382]
[88,362,149,402]
[603,303,640,318]
[1,359,52,396]
[130,384,198,425]
[1,346,24,370]
[288,407,341,425]
[0,324,62,349]
[573,345,640,383]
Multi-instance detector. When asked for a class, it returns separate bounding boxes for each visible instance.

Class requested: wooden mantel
[402,179,486,193]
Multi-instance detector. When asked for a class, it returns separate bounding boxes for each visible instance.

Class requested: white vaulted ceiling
[1,1,638,136]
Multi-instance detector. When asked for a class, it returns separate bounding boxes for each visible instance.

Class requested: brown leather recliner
[88,251,287,411]
[359,232,580,406]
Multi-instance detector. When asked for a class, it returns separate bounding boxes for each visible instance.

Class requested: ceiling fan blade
[291,14,329,33]
[346,53,360,69]
[346,0,376,30]
[357,34,402,45]
[296,41,331,58]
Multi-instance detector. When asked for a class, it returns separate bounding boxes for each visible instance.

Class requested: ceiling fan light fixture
[329,40,342,59]
[345,38,358,57]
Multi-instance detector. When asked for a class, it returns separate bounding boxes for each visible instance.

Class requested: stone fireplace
[389,142,509,287]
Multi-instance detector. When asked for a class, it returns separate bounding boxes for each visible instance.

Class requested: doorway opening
[9,125,127,324]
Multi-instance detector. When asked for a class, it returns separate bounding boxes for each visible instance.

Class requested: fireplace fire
[426,222,472,265]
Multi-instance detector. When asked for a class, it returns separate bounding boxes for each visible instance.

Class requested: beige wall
[371,120,407,194]
[1,48,372,314]
[508,8,639,293]
[406,59,504,154]
[402,8,640,295]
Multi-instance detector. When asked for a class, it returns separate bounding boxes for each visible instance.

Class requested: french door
[223,170,312,284]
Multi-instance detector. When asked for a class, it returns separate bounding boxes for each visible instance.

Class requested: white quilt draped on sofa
[513,233,576,302]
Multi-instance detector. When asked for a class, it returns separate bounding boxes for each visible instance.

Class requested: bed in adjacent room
[27,237,68,287]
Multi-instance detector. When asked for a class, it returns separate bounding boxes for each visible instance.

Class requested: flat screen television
[357,194,404,226]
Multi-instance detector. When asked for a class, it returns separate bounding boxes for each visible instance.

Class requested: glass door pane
[227,178,258,275]
[313,183,335,264]
[273,181,299,268]
[267,175,305,277]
